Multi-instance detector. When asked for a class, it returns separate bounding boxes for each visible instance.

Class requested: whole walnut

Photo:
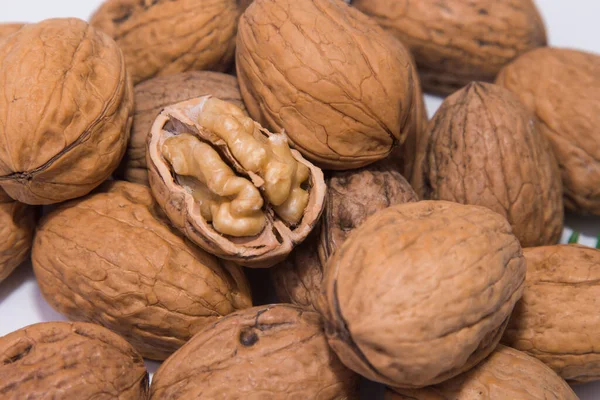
[0,188,35,282]
[150,304,359,399]
[120,71,246,186]
[386,345,577,400]
[320,201,526,388]
[90,0,240,85]
[0,23,24,40]
[502,244,600,383]
[236,0,420,170]
[0,322,149,399]
[32,181,252,360]
[410,83,563,247]
[496,48,600,214]
[349,0,547,95]
[0,18,133,205]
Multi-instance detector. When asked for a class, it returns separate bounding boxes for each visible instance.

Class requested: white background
[0,0,599,397]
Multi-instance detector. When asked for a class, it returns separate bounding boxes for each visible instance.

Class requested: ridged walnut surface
[503,244,600,384]
[351,0,547,95]
[0,23,24,39]
[0,322,149,399]
[496,48,600,215]
[150,304,359,399]
[32,181,252,360]
[0,18,133,205]
[0,188,34,282]
[320,201,526,388]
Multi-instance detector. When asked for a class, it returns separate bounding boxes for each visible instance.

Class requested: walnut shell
[350,0,547,95]
[320,201,526,388]
[0,23,24,40]
[236,0,419,170]
[0,188,35,282]
[386,345,577,400]
[32,181,252,360]
[90,0,240,85]
[0,322,149,399]
[0,18,133,205]
[150,304,359,399]
[502,244,600,384]
[496,48,600,215]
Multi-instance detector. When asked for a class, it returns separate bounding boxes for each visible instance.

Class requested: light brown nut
[120,71,246,186]
[350,0,547,95]
[0,321,149,399]
[236,0,419,170]
[496,48,600,215]
[386,345,578,400]
[150,304,359,400]
[0,188,35,282]
[502,244,600,384]
[147,96,326,268]
[320,201,526,388]
[0,18,133,205]
[0,23,24,40]
[90,0,240,85]
[409,82,563,247]
[32,181,252,360]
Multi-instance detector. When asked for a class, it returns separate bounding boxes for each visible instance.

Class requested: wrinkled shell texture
[386,345,578,400]
[0,23,24,39]
[321,201,526,388]
[32,181,252,360]
[90,0,240,85]
[351,0,547,95]
[503,244,600,384]
[0,18,133,205]
[496,48,600,214]
[410,82,563,248]
[150,304,359,399]
[0,188,34,282]
[236,0,419,169]
[0,322,148,399]
[121,71,246,186]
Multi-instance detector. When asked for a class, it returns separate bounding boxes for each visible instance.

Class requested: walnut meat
[147,96,326,268]
[150,304,359,399]
[0,23,24,40]
[496,48,600,214]
[502,244,600,383]
[90,0,240,85]
[0,322,149,399]
[0,188,35,282]
[386,345,578,400]
[410,83,563,247]
[320,201,526,388]
[236,0,420,169]
[0,18,132,205]
[32,181,252,360]
[350,0,547,95]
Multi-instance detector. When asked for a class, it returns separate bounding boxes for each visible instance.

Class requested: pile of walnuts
[0,0,599,398]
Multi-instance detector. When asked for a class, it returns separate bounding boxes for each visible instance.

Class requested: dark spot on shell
[239,329,259,347]
[3,344,32,365]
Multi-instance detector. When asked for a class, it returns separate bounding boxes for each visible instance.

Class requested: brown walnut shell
[496,48,600,214]
[386,345,578,400]
[320,201,526,388]
[150,304,359,399]
[32,181,252,360]
[0,18,133,205]
[90,0,240,85]
[0,321,149,399]
[0,188,35,282]
[502,244,600,384]
[120,71,246,186]
[0,23,24,40]
[236,0,419,170]
[350,0,547,95]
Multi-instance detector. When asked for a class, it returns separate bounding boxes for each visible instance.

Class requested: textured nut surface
[0,18,132,205]
[150,304,359,400]
[0,321,149,399]
[0,23,24,39]
[236,0,419,169]
[121,71,246,186]
[351,0,547,95]
[496,48,600,214]
[502,244,600,383]
[386,345,578,400]
[0,188,35,282]
[410,82,563,247]
[321,201,526,388]
[90,0,239,85]
[32,181,252,360]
